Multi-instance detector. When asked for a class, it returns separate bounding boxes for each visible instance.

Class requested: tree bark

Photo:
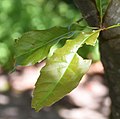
[74,0,120,119]
[100,0,120,119]
[73,0,99,27]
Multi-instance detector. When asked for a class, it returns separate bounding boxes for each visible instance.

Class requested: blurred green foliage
[0,0,100,71]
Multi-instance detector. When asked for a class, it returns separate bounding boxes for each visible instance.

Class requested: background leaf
[32,30,100,111]
[95,0,110,23]
[0,42,14,71]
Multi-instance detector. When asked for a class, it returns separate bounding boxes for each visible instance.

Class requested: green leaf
[15,24,90,66]
[15,27,73,65]
[85,30,100,46]
[95,0,110,23]
[49,29,100,58]
[32,30,100,111]
[0,42,14,71]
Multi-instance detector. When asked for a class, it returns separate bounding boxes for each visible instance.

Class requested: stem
[103,23,120,30]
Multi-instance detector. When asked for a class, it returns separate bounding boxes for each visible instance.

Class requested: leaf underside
[15,24,89,66]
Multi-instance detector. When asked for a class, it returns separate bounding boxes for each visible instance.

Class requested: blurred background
[0,0,110,119]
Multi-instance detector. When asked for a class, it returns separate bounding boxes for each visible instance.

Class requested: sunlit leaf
[32,30,100,111]
[85,30,100,46]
